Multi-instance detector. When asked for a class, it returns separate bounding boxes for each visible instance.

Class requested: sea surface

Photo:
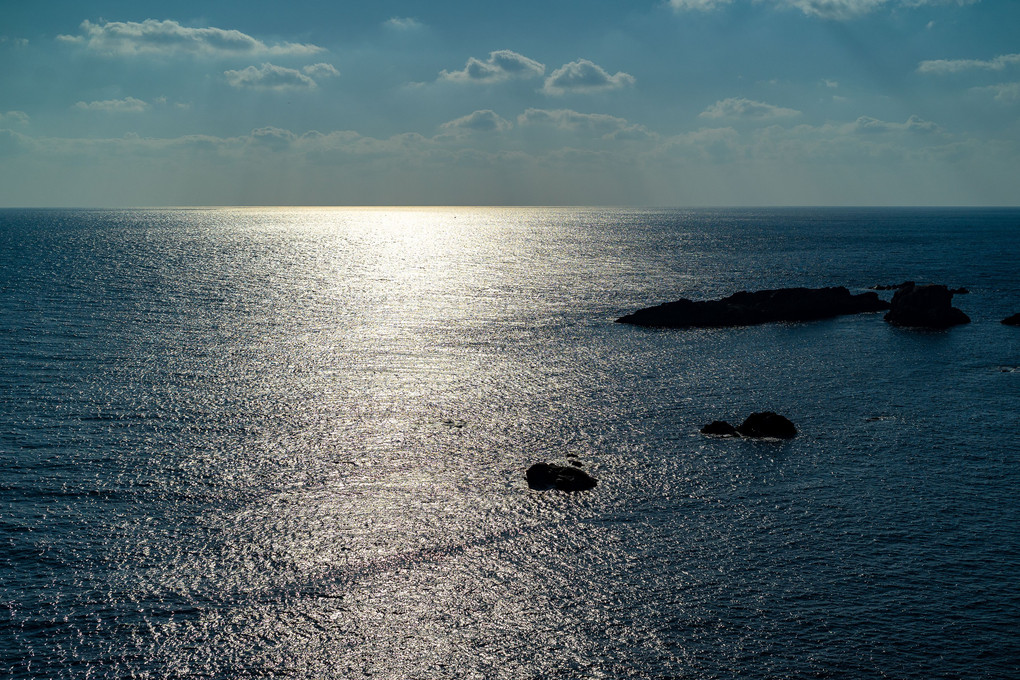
[1,207,1018,679]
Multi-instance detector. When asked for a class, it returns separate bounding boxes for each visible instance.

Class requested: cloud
[699,97,801,119]
[246,127,298,151]
[72,97,150,113]
[918,53,1020,74]
[777,0,889,18]
[225,63,320,90]
[58,19,323,57]
[384,17,424,31]
[0,111,29,125]
[440,110,513,134]
[7,109,1015,207]
[1,36,30,47]
[542,60,635,95]
[848,115,941,134]
[668,0,734,9]
[0,129,33,157]
[979,82,1020,101]
[517,108,653,140]
[669,0,981,20]
[440,50,545,83]
[302,63,340,78]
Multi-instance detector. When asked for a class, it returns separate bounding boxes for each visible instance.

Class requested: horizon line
[2,204,1019,211]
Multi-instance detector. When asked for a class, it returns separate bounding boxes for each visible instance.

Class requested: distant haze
[1,1,1018,206]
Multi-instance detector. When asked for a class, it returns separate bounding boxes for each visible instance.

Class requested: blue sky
[1,0,1017,206]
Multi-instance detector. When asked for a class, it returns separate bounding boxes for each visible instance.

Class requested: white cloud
[246,127,298,151]
[72,97,150,113]
[225,63,318,90]
[1,36,30,47]
[0,129,32,157]
[440,110,514,134]
[302,63,340,78]
[669,0,981,20]
[848,115,941,134]
[517,108,653,140]
[778,0,888,19]
[5,109,1016,207]
[918,53,1020,74]
[699,97,801,119]
[440,50,545,83]
[668,0,734,9]
[980,82,1020,101]
[58,19,323,57]
[0,111,30,125]
[971,81,1020,101]
[384,17,424,31]
[542,60,635,95]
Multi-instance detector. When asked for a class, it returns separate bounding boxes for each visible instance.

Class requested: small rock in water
[736,412,798,439]
[700,420,739,436]
[1002,313,1020,326]
[526,462,597,492]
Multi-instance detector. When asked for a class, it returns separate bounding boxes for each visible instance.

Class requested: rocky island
[883,282,970,329]
[616,286,890,329]
[701,412,798,439]
[525,462,598,492]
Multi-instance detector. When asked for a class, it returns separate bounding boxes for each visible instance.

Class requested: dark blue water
[2,207,1018,678]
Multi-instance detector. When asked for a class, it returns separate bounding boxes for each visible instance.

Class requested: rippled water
[2,207,1018,678]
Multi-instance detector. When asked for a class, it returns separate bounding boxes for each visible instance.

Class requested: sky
[1,0,1018,206]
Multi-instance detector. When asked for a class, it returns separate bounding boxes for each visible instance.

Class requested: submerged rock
[526,463,598,492]
[736,412,798,439]
[700,420,739,437]
[883,283,970,329]
[616,286,889,329]
[1002,313,1020,327]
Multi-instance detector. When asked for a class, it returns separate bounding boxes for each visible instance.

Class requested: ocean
[1,207,1018,679]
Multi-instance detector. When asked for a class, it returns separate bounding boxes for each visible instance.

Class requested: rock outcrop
[617,287,889,329]
[700,420,739,437]
[1002,313,1020,326]
[883,283,970,329]
[736,412,798,439]
[701,412,797,439]
[526,463,598,492]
